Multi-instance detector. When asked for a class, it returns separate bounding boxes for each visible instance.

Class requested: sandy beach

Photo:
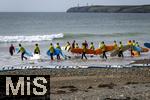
[0,62,150,100]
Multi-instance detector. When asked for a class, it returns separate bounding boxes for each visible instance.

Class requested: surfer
[118,41,124,58]
[56,43,61,60]
[128,40,134,57]
[34,44,40,54]
[135,42,140,47]
[135,42,140,55]
[100,41,107,59]
[17,44,27,61]
[132,40,136,46]
[9,44,15,56]
[113,41,118,49]
[81,43,87,59]
[65,42,71,51]
[49,43,55,60]
[72,40,76,49]
[90,42,95,50]
[75,43,79,48]
[84,40,88,48]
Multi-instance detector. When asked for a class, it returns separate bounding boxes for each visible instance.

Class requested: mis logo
[0,75,50,99]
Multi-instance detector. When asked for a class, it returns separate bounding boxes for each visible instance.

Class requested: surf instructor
[17,44,27,61]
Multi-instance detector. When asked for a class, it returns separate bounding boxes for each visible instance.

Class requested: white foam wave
[0,33,64,42]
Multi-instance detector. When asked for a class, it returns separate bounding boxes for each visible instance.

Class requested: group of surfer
[9,40,142,61]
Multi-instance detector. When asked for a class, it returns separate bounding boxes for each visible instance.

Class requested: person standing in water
[49,43,55,60]
[128,40,134,57]
[65,41,71,51]
[34,44,40,54]
[17,44,27,61]
[72,40,76,49]
[118,41,124,58]
[56,43,61,60]
[113,41,118,49]
[81,43,87,59]
[100,41,107,59]
[9,44,15,56]
[75,43,79,48]
[135,42,140,55]
[84,40,88,48]
[90,42,95,50]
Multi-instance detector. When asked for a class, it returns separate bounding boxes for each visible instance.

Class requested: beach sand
[0,64,150,100]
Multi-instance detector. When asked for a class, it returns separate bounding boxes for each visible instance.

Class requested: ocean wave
[0,33,64,42]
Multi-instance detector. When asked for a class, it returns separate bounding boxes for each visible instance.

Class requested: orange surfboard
[71,48,95,54]
[141,47,149,52]
[132,51,140,57]
[95,45,115,55]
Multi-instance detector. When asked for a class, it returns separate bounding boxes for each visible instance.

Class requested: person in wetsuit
[81,43,87,59]
[17,44,27,61]
[34,44,40,54]
[9,44,15,56]
[100,41,107,59]
[49,43,55,60]
[56,43,61,60]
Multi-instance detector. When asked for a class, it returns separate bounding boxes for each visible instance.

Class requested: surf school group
[9,40,150,61]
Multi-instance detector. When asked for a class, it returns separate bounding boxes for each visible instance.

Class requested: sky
[0,0,150,12]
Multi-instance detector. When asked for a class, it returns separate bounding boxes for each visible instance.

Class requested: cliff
[67,5,150,13]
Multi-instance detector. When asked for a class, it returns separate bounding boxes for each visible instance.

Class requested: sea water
[0,12,150,68]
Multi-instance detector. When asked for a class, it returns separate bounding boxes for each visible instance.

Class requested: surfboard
[16,48,33,57]
[141,47,149,52]
[61,46,71,51]
[133,46,142,52]
[47,48,65,58]
[132,51,140,57]
[94,45,115,55]
[144,43,150,48]
[30,54,41,60]
[71,48,95,54]
[110,45,130,57]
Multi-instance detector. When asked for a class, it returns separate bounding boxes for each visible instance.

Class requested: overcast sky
[0,0,150,12]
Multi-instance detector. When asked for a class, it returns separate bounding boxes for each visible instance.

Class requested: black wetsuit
[9,46,15,56]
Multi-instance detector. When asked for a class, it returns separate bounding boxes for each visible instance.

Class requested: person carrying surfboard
[113,41,118,49]
[49,43,55,60]
[56,43,61,60]
[81,43,87,59]
[84,40,88,48]
[135,42,141,55]
[118,41,124,58]
[34,44,40,54]
[9,44,15,56]
[90,42,95,50]
[128,40,134,57]
[100,41,107,59]
[17,44,27,61]
[75,43,79,48]
[65,42,71,51]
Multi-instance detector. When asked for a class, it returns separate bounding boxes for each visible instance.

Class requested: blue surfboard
[144,43,150,48]
[16,48,33,57]
[133,46,142,52]
[47,48,65,58]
